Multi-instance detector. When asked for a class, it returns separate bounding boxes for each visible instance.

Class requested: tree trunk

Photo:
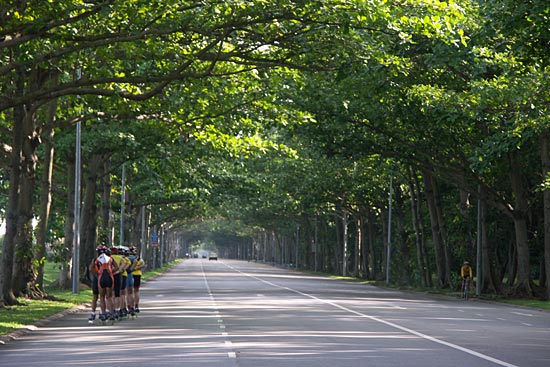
[35,125,55,292]
[366,206,378,279]
[358,207,371,279]
[381,209,388,281]
[80,154,101,282]
[507,237,517,287]
[99,157,112,246]
[395,185,411,285]
[509,151,533,297]
[13,65,59,298]
[342,209,348,277]
[354,215,361,277]
[34,70,58,293]
[60,159,75,289]
[414,169,432,287]
[13,193,34,298]
[480,189,499,293]
[358,213,367,278]
[423,170,447,288]
[435,187,453,288]
[541,133,550,299]
[333,212,341,275]
[2,72,24,305]
[128,192,141,247]
[408,167,427,287]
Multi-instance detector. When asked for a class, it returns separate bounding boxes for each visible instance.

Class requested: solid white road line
[226,263,520,367]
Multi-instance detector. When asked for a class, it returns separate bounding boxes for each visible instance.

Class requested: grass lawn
[329,275,550,311]
[0,259,182,337]
[497,298,550,311]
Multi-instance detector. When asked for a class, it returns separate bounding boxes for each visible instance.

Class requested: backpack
[96,253,114,279]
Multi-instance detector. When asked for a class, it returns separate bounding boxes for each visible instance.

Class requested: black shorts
[98,273,113,289]
[92,276,99,295]
[113,273,122,297]
[133,275,142,290]
[121,276,127,290]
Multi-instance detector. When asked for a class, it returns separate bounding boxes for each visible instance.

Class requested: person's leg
[89,276,99,321]
[99,288,106,316]
[113,274,121,316]
[106,288,114,317]
[133,275,141,312]
[120,276,127,315]
[126,274,135,314]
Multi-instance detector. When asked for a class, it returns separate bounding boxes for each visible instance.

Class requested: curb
[0,304,88,346]
[0,264,176,346]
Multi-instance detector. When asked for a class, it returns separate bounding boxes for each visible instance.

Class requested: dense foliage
[1,0,549,305]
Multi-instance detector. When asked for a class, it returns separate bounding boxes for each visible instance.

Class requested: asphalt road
[1,259,549,367]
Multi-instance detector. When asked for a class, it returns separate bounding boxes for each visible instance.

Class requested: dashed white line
[202,262,237,360]
[512,312,534,317]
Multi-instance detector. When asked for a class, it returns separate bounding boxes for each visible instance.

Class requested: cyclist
[460,261,473,298]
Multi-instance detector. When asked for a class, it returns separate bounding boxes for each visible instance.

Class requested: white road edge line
[226,263,520,367]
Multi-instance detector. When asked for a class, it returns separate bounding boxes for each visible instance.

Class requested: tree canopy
[1,0,550,304]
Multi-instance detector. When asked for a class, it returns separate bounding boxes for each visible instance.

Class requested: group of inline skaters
[88,244,145,323]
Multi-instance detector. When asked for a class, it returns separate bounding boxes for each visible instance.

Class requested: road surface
[1,259,549,366]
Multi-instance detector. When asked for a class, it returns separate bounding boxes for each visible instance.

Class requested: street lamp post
[72,68,82,294]
[386,171,393,285]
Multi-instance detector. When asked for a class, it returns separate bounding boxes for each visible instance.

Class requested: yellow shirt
[111,254,128,275]
[461,265,473,278]
[129,256,145,276]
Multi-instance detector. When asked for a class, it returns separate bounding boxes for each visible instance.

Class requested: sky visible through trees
[1,0,550,305]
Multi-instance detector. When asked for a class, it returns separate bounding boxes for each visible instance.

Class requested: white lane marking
[226,263,520,367]
[512,312,534,317]
[202,263,237,360]
[446,329,476,332]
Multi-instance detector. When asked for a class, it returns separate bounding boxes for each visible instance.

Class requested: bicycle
[462,277,470,300]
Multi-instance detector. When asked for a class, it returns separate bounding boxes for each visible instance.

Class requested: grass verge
[0,290,92,336]
[0,259,183,337]
[329,274,550,311]
[496,298,550,311]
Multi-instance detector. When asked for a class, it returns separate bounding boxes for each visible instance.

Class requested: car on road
[208,252,218,261]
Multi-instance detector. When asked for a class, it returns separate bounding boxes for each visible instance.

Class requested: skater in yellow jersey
[110,246,129,319]
[126,245,145,315]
